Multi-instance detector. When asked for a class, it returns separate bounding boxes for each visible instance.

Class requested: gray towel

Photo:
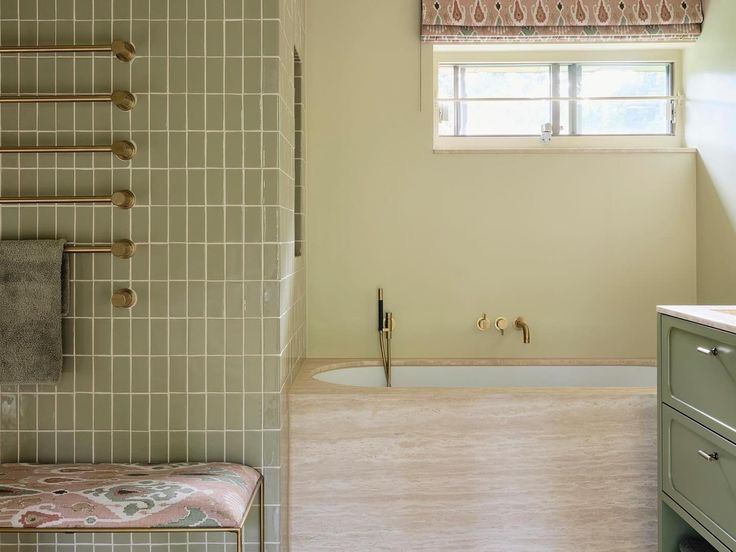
[0,240,69,384]
[680,536,717,552]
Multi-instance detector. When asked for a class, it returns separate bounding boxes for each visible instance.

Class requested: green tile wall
[0,1,305,551]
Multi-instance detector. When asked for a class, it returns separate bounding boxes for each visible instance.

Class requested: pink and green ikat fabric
[421,0,704,42]
[0,463,260,529]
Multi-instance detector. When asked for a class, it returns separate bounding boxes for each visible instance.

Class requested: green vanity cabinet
[659,312,736,552]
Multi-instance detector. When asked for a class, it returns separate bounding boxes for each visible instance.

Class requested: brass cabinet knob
[111,288,137,309]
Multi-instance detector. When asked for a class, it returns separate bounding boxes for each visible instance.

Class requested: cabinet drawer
[662,405,736,550]
[661,315,736,441]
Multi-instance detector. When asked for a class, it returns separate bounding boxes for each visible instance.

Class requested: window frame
[432,47,684,151]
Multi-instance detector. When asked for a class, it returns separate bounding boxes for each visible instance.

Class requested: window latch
[669,100,677,125]
[540,123,553,144]
[438,103,450,123]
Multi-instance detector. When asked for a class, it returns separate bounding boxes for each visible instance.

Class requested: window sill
[433,147,697,154]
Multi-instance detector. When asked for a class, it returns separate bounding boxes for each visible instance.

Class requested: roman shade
[421,0,703,42]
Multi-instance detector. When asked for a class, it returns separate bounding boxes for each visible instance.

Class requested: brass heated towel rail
[0,40,136,62]
[0,90,137,111]
[0,140,136,160]
[0,190,136,209]
[64,239,136,259]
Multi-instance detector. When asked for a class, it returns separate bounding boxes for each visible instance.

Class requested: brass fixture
[378,288,395,387]
[477,314,508,335]
[476,314,491,331]
[514,317,531,344]
[0,90,137,111]
[111,288,138,309]
[0,190,136,209]
[0,140,137,161]
[0,40,137,62]
[64,239,137,259]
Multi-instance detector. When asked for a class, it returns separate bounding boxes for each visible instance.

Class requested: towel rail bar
[0,40,136,62]
[0,190,136,209]
[0,140,136,161]
[64,239,136,259]
[0,91,136,111]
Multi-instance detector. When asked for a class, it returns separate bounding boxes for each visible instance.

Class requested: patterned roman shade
[421,0,703,42]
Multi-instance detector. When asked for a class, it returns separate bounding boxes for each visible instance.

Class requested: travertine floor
[289,360,657,552]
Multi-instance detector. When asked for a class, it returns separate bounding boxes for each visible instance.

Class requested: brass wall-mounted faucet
[514,317,531,344]
[477,314,508,335]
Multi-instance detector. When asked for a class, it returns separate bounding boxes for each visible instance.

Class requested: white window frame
[432,47,685,152]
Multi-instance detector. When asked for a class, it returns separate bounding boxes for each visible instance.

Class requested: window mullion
[569,64,580,136]
[551,64,561,135]
[453,65,460,136]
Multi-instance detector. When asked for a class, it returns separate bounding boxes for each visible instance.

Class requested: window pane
[577,100,670,135]
[458,100,551,136]
[459,65,550,98]
[438,65,454,99]
[579,64,670,97]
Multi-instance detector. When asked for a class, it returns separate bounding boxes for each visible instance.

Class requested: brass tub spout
[514,317,531,344]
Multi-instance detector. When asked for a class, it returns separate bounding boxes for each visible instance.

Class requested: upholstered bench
[0,463,263,552]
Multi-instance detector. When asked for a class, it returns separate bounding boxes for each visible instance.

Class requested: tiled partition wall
[0,1,305,551]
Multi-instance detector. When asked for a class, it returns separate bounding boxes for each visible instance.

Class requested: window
[437,61,675,144]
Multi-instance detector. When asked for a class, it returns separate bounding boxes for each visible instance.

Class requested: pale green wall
[305,0,697,359]
[684,0,736,304]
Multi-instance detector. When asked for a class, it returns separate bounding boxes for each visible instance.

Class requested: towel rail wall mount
[0,39,139,307]
[0,190,136,209]
[0,90,137,111]
[0,140,137,160]
[0,40,136,62]
[64,239,137,259]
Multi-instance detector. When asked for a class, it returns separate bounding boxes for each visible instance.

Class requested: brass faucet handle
[495,317,508,335]
[476,314,491,331]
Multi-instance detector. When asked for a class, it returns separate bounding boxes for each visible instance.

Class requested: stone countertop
[658,305,736,334]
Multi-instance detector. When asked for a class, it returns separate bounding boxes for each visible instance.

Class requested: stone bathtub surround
[0,1,305,551]
[657,305,736,334]
[289,358,657,551]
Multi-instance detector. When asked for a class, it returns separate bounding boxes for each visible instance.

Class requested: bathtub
[314,363,656,388]
[289,359,657,552]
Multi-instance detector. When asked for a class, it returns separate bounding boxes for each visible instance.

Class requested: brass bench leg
[235,528,243,552]
[259,477,265,552]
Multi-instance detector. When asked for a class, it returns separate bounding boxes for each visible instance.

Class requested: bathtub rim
[291,357,657,395]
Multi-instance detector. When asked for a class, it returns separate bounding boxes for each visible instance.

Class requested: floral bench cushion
[0,463,260,529]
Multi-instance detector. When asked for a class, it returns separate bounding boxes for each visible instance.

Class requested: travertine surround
[289,359,657,551]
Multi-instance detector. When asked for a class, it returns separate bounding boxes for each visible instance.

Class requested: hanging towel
[0,240,69,384]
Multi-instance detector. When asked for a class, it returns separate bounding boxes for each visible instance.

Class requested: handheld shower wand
[377,288,394,387]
